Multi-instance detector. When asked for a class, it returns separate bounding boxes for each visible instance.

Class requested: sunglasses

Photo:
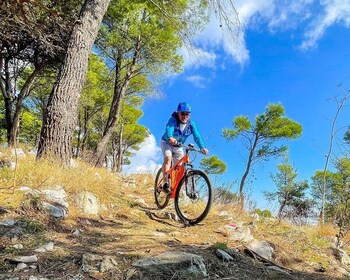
[180,112,190,116]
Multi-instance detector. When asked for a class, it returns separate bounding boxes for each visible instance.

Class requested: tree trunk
[0,58,41,146]
[94,35,141,167]
[238,133,259,210]
[116,123,123,173]
[36,0,111,165]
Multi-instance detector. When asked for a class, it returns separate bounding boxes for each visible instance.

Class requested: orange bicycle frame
[167,153,189,198]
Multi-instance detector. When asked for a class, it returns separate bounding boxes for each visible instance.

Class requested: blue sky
[124,0,350,211]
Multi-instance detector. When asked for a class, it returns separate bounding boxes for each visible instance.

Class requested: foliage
[0,0,81,145]
[264,158,310,222]
[18,111,42,146]
[222,103,302,204]
[345,128,350,144]
[255,208,273,218]
[0,0,80,59]
[92,0,193,166]
[213,184,239,205]
[200,155,226,175]
[110,96,149,172]
[311,170,335,213]
[74,53,112,157]
[325,158,350,246]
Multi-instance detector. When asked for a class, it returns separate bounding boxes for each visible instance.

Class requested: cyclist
[160,101,209,194]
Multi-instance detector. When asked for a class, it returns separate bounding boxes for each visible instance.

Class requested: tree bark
[94,35,141,167]
[116,123,123,173]
[238,132,259,209]
[0,57,42,146]
[37,0,111,164]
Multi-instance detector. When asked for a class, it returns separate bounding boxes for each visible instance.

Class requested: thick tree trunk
[36,0,111,164]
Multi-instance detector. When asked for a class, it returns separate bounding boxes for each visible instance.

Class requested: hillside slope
[0,150,346,279]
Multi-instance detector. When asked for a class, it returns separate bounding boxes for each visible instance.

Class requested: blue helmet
[176,102,191,113]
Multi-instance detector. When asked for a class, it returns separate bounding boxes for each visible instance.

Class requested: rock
[42,186,68,208]
[0,218,17,226]
[34,242,54,253]
[76,191,100,215]
[82,253,120,273]
[216,249,233,261]
[11,148,26,158]
[133,251,207,277]
[135,198,148,207]
[126,268,138,280]
[227,225,254,242]
[12,244,24,250]
[8,255,38,263]
[14,262,27,271]
[247,240,274,261]
[267,266,291,275]
[218,211,230,217]
[331,246,350,265]
[153,231,166,237]
[42,201,68,218]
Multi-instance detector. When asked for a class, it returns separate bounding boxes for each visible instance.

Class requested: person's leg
[160,141,173,193]
[162,155,172,183]
[172,146,184,166]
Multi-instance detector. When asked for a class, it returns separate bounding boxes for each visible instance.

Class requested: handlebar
[172,143,203,154]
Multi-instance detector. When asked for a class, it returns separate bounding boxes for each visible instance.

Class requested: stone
[216,249,233,261]
[76,191,100,215]
[42,202,68,218]
[0,219,17,226]
[9,255,38,263]
[11,148,26,158]
[247,240,274,261]
[331,247,350,265]
[133,251,207,277]
[82,253,120,273]
[42,186,68,208]
[34,242,54,253]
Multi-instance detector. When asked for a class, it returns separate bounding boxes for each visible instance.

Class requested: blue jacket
[161,112,205,149]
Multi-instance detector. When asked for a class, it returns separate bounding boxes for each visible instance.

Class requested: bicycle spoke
[154,168,170,209]
[175,170,212,225]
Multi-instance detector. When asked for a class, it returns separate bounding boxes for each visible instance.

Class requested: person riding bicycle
[160,101,209,194]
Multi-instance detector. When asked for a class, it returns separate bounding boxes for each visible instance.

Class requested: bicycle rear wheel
[174,170,212,225]
[154,168,170,209]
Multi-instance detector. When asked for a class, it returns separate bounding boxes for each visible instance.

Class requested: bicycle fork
[184,167,198,200]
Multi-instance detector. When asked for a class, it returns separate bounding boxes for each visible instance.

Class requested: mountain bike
[154,143,212,225]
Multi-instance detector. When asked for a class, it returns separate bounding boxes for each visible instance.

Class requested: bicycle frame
[160,150,191,199]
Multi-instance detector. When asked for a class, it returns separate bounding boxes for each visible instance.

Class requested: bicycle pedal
[162,183,172,194]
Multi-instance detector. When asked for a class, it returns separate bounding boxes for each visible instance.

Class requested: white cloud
[123,134,162,175]
[178,45,216,69]
[182,0,350,68]
[186,75,206,88]
[300,0,350,50]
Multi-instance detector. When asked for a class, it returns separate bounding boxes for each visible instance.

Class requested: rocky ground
[0,169,347,280]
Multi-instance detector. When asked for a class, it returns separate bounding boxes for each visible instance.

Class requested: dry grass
[0,147,346,279]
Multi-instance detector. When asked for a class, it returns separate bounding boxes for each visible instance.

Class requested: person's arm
[191,121,207,154]
[165,117,177,144]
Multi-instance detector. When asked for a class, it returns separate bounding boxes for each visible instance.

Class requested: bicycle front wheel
[174,170,212,225]
[154,168,170,209]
